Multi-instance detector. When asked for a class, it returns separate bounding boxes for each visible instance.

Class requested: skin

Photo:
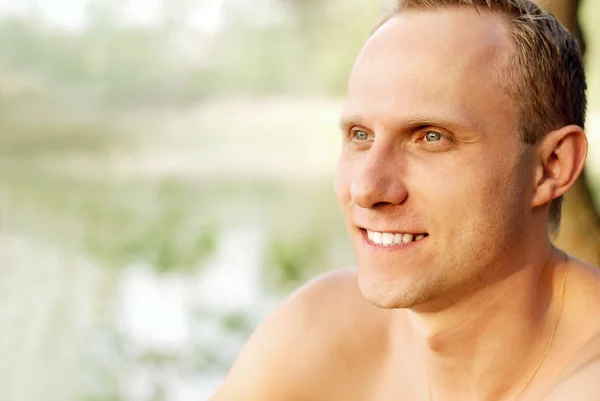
[211,7,600,401]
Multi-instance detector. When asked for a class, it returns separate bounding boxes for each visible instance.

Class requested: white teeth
[367,230,426,246]
[394,233,403,244]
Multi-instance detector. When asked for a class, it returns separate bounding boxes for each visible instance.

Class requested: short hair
[374,0,587,235]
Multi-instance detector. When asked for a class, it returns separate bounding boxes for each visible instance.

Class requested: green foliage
[221,312,251,333]
[266,235,326,289]
[0,1,381,101]
[1,174,219,272]
[0,109,219,273]
[260,183,348,292]
[581,0,600,109]
[81,180,219,273]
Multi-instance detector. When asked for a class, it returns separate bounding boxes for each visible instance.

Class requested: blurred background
[0,1,598,400]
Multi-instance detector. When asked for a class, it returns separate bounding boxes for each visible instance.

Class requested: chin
[356,266,430,309]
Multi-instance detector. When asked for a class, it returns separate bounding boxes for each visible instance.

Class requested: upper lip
[360,227,427,234]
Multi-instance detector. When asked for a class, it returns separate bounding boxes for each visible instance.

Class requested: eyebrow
[338,115,361,130]
[338,113,480,133]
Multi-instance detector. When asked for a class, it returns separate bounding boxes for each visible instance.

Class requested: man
[211,0,600,400]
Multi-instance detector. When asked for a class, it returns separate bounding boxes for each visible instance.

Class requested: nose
[350,141,408,209]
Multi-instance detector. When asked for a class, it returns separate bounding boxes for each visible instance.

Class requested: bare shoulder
[569,257,600,298]
[565,257,600,333]
[210,267,390,401]
[545,358,600,401]
[544,258,600,400]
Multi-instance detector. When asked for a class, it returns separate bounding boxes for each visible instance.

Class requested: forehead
[343,8,517,133]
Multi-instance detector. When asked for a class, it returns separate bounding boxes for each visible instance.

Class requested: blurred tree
[276,0,380,94]
[160,0,195,31]
[85,0,129,29]
[538,0,600,266]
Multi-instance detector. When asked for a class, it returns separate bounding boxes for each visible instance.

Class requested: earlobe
[531,125,587,209]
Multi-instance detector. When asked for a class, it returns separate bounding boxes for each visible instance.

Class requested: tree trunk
[555,172,600,265]
[537,0,600,266]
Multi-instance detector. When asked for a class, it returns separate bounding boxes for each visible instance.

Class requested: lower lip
[360,229,428,252]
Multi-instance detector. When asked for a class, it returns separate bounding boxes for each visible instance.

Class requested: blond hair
[375,0,586,235]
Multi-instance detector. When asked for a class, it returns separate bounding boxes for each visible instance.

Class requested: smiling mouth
[365,229,429,246]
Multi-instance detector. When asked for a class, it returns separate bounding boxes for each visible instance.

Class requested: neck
[400,244,567,401]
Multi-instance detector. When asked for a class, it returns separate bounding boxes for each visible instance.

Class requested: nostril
[372,201,390,209]
[370,200,408,210]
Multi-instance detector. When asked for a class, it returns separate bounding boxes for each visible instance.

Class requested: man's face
[335,8,537,309]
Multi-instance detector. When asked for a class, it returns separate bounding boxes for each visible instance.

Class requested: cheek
[468,163,528,238]
[412,152,525,231]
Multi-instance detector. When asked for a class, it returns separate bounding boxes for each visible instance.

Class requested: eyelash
[418,130,448,143]
[350,129,372,142]
[348,128,451,144]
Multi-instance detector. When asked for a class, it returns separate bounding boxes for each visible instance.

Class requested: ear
[531,125,588,209]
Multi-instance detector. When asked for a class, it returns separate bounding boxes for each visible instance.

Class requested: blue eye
[353,130,370,141]
[424,131,442,142]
